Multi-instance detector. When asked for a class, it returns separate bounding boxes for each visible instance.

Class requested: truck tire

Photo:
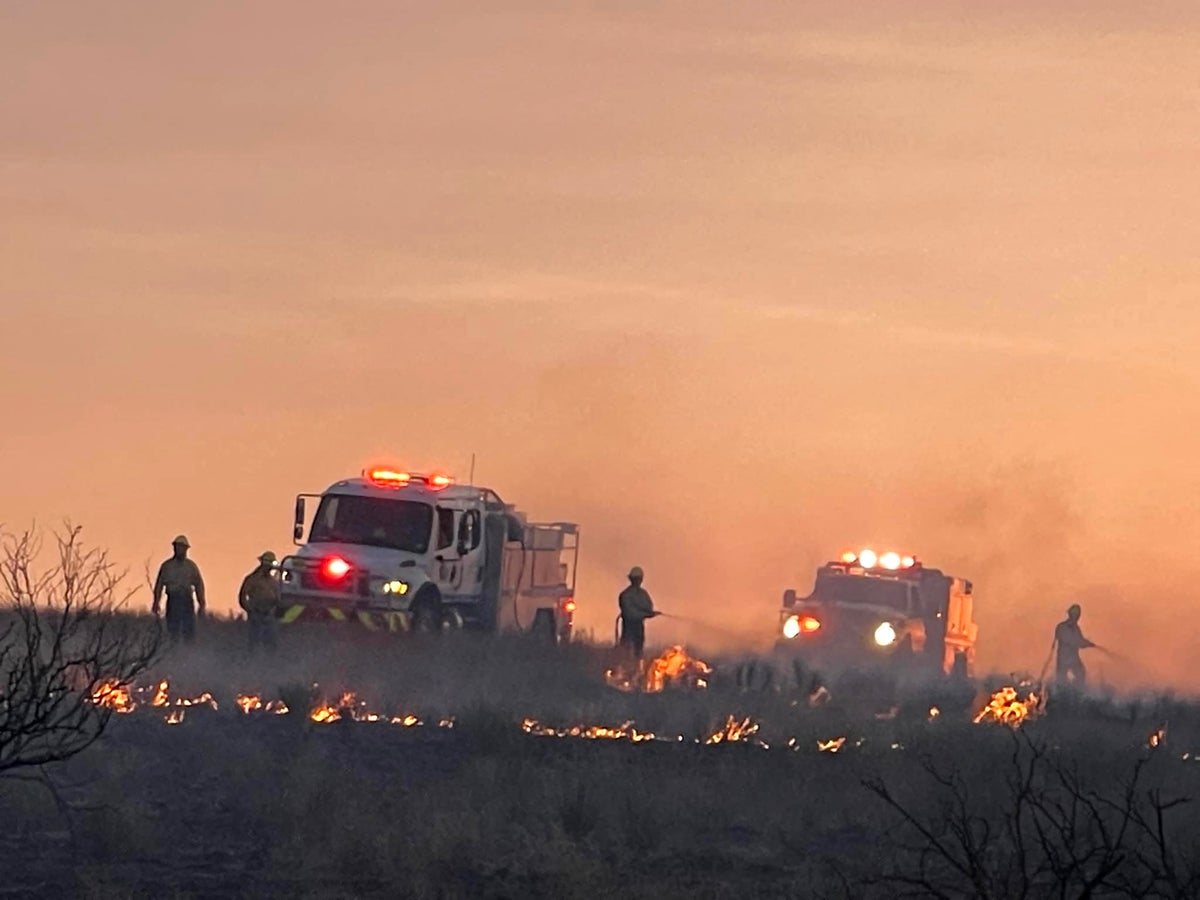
[411,588,444,635]
[531,609,557,643]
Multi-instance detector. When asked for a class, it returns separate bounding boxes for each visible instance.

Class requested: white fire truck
[276,466,579,640]
[776,549,978,676]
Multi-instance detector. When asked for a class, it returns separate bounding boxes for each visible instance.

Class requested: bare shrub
[0,524,160,776]
[863,731,1199,899]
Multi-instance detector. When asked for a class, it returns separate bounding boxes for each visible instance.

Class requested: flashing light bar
[427,473,455,491]
[365,468,412,487]
[364,467,456,491]
[838,549,918,571]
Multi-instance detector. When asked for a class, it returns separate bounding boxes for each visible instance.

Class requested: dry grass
[1,616,1198,898]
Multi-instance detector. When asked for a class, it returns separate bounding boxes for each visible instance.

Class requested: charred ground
[3,619,1200,899]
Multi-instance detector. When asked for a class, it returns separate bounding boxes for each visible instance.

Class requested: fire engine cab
[777,550,978,676]
[276,466,579,640]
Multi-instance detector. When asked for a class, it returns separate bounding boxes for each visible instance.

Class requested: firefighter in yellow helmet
[1054,603,1095,686]
[239,551,281,652]
[152,535,206,643]
[618,566,657,659]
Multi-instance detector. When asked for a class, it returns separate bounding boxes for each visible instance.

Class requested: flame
[974,686,1042,727]
[174,692,218,710]
[165,709,185,725]
[150,681,170,707]
[91,679,137,714]
[1148,725,1167,749]
[818,737,847,753]
[606,645,712,693]
[929,706,941,720]
[704,716,761,746]
[237,695,290,715]
[310,702,341,723]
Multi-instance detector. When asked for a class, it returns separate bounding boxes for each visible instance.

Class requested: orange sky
[3,3,1199,687]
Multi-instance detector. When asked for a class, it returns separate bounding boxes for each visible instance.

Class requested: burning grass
[8,625,1200,898]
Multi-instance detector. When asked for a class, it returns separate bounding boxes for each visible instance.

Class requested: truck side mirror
[782,589,797,607]
[293,497,306,543]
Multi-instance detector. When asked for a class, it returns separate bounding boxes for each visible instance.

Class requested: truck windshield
[813,575,909,611]
[309,495,433,553]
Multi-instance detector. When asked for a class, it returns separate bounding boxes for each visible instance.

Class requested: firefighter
[239,551,281,652]
[151,535,206,643]
[618,566,657,659]
[1054,603,1095,686]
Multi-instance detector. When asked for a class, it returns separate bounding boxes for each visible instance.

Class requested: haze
[3,2,1199,687]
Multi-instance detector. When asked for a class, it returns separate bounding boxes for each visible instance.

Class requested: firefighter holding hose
[618,566,658,659]
[1054,603,1095,686]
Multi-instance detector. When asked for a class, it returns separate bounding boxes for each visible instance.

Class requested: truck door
[479,512,506,630]
[454,508,484,596]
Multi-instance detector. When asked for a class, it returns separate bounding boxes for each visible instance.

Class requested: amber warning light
[840,549,917,570]
[782,614,821,639]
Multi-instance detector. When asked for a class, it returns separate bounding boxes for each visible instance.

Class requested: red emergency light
[321,556,352,581]
[561,598,577,614]
[365,468,411,488]
[798,615,821,633]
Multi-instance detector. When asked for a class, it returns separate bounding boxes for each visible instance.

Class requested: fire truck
[275,466,579,640]
[776,549,978,676]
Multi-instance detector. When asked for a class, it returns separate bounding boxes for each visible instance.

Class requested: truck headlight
[782,615,801,639]
[382,580,409,595]
[874,622,897,647]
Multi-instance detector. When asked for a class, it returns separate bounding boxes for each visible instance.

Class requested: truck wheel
[411,589,443,635]
[531,609,557,643]
[894,636,915,668]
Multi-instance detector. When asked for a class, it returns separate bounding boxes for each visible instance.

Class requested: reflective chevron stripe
[277,603,414,632]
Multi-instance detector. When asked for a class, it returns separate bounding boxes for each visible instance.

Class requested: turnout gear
[152,551,206,643]
[1054,604,1094,686]
[240,555,281,652]
[618,569,656,659]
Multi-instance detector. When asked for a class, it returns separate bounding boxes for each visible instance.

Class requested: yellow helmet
[172,534,190,548]
[628,566,644,579]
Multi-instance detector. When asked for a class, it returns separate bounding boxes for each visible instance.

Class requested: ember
[165,709,185,725]
[1148,725,1167,749]
[818,737,847,753]
[522,718,657,743]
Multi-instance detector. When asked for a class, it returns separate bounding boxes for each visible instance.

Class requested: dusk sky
[4,3,1199,685]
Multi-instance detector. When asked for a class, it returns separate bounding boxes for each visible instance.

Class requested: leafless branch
[0,524,161,778]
